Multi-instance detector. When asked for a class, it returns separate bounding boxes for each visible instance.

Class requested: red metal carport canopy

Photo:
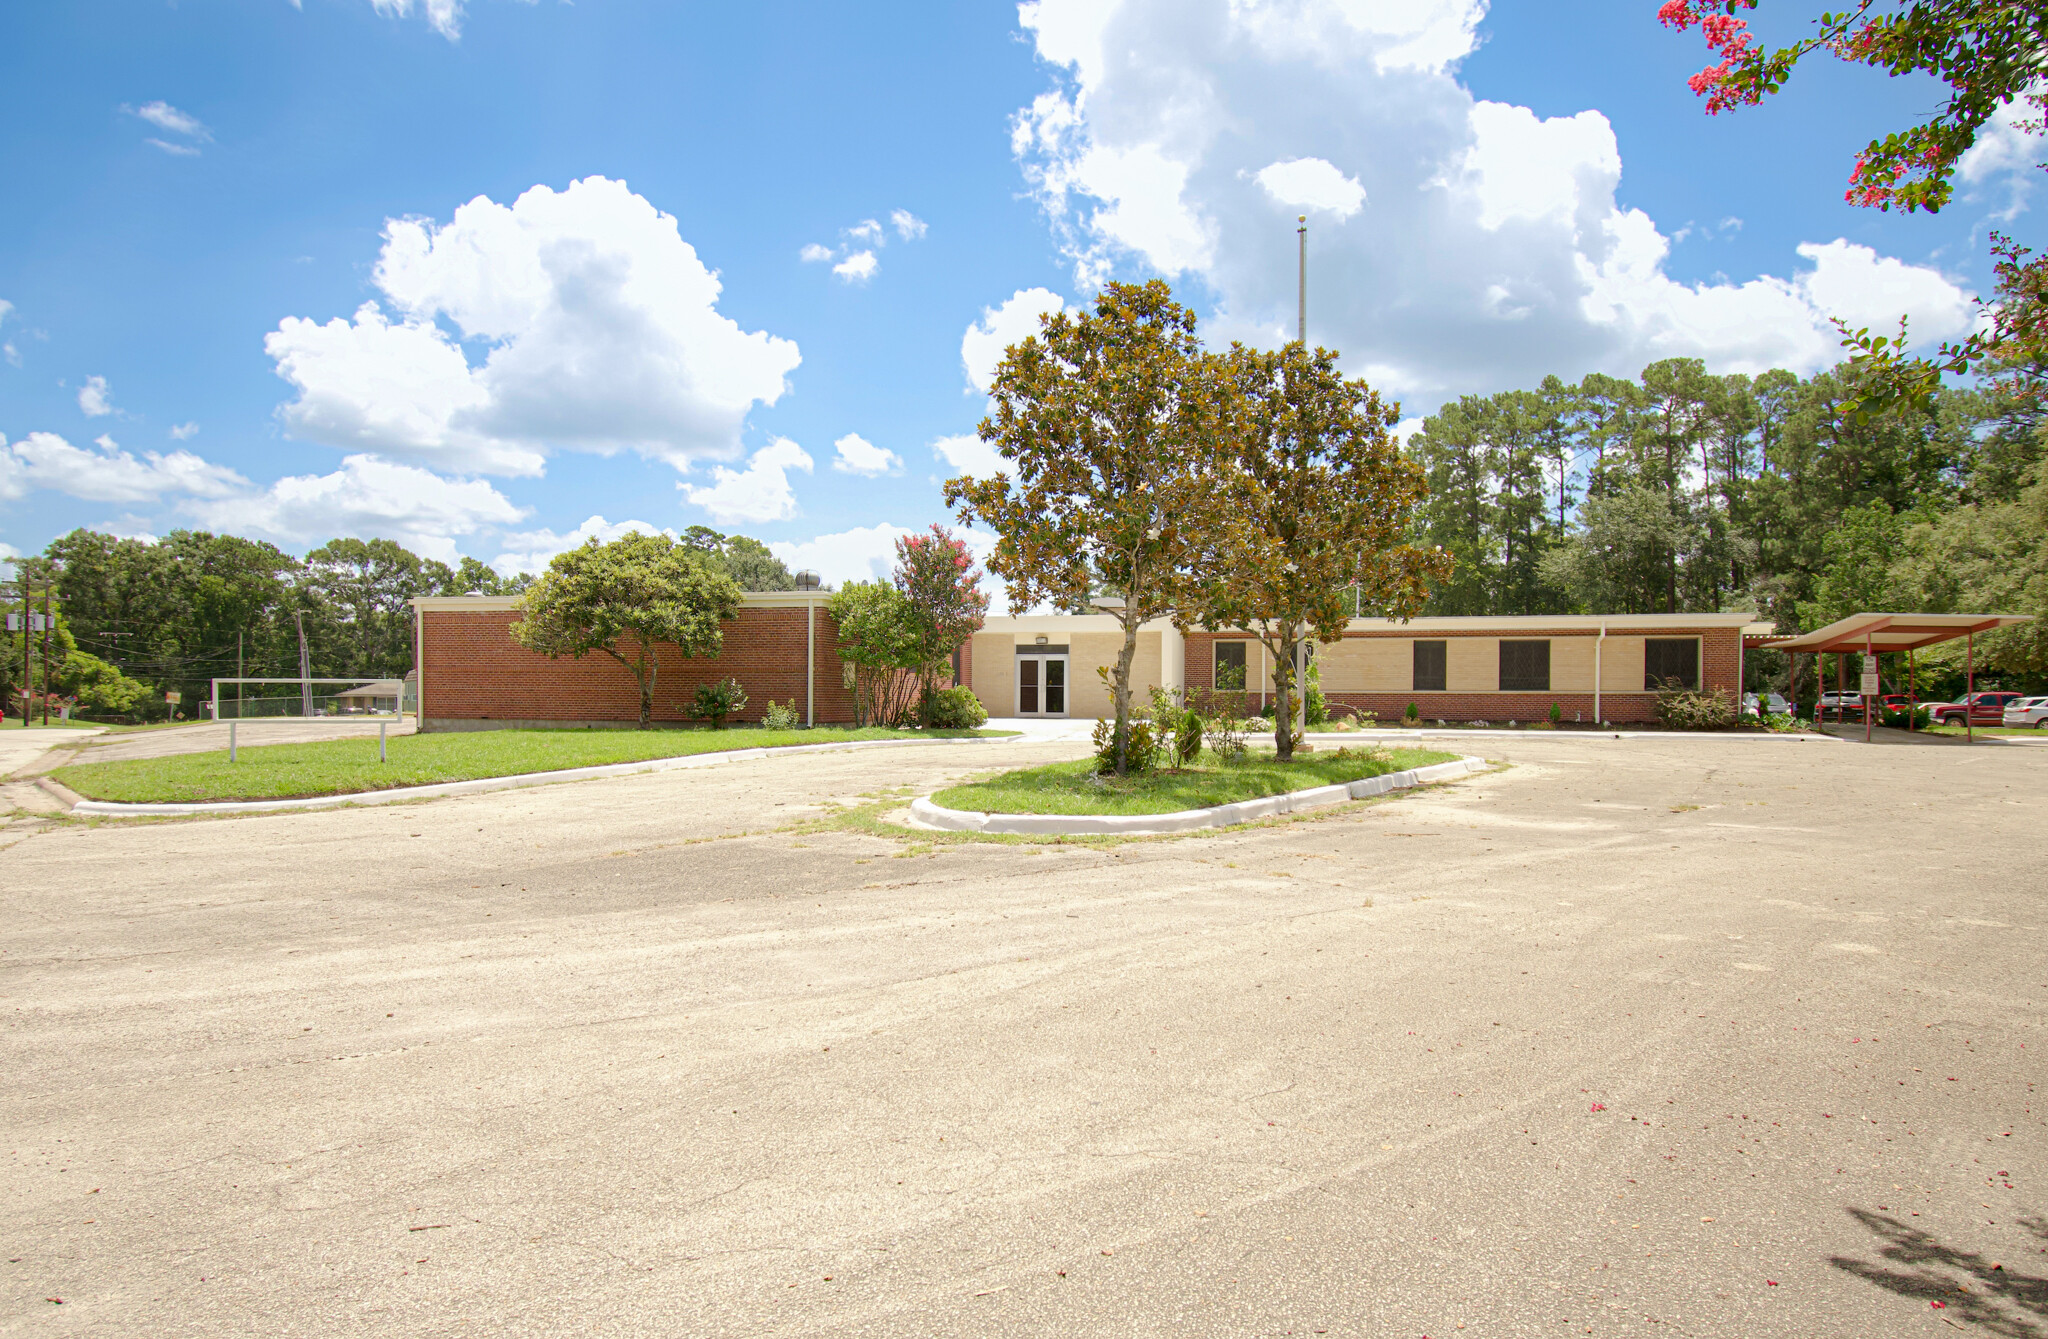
[1749,612,2034,742]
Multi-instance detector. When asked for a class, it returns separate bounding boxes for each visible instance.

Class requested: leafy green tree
[827,581,923,727]
[681,525,795,590]
[450,556,532,596]
[893,525,989,716]
[946,279,1223,774]
[1192,342,1446,761]
[302,538,449,679]
[511,533,742,729]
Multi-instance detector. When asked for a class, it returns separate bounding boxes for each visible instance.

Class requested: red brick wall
[420,605,857,727]
[1181,627,1742,725]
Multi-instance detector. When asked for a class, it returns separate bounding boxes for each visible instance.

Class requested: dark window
[1644,638,1699,690]
[1214,640,1248,690]
[1499,640,1550,692]
[1412,640,1447,692]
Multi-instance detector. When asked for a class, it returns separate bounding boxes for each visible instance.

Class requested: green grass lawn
[56,726,1009,804]
[931,746,1458,817]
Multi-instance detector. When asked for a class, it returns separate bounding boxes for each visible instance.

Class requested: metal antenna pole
[1296,215,1307,346]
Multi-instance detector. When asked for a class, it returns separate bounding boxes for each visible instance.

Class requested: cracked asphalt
[3,731,2044,1337]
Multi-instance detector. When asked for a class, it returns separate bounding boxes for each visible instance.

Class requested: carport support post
[1865,631,1874,743]
[229,720,236,763]
[1908,648,1916,731]
[1966,631,1975,745]
[805,594,815,729]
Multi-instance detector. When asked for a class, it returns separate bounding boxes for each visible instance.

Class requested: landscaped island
[56,726,1010,805]
[930,746,1457,817]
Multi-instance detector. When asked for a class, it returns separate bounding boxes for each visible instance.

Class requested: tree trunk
[1272,625,1295,763]
[1111,615,1140,776]
[637,634,655,730]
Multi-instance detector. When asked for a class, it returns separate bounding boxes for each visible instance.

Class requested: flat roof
[1763,612,2034,654]
[413,590,826,612]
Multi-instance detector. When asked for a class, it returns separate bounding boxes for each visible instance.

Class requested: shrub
[1092,716,1160,774]
[924,685,988,729]
[1548,700,1562,725]
[686,677,749,729]
[1653,680,1734,731]
[760,698,801,730]
[1304,659,1328,726]
[1881,704,1931,730]
[1138,686,1199,767]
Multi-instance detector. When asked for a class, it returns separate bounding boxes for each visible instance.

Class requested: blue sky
[1,0,2036,585]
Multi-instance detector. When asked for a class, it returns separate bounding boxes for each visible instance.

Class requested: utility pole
[1296,215,1307,346]
[295,611,312,717]
[40,572,52,725]
[16,569,28,727]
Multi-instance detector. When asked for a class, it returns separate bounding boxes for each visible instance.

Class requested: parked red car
[1929,692,2024,726]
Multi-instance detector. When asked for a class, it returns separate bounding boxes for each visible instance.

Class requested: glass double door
[1017,655,1068,716]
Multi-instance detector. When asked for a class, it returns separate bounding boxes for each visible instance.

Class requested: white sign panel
[1860,671,1881,696]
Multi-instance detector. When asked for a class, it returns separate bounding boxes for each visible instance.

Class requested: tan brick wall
[420,605,857,728]
[1182,626,1742,724]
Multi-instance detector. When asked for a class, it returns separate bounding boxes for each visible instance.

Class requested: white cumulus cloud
[961,287,1072,394]
[125,100,211,155]
[1958,97,2045,220]
[831,432,902,477]
[77,375,114,417]
[833,250,879,283]
[266,176,800,477]
[1008,0,1975,405]
[1254,157,1367,219]
[931,432,1009,482]
[492,514,680,575]
[890,208,929,240]
[0,431,246,504]
[769,523,916,590]
[183,454,524,565]
[680,437,813,524]
[799,243,836,263]
[169,422,199,440]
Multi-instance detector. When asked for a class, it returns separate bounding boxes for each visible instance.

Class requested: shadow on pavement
[1831,1208,2048,1335]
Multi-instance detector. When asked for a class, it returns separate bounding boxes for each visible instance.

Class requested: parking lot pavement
[3,733,2043,1337]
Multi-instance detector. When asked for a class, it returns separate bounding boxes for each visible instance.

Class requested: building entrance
[1016,653,1068,716]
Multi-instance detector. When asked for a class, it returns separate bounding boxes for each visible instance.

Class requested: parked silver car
[2002,695,2048,728]
[1742,692,1789,715]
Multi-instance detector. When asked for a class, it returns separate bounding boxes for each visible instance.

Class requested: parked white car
[1742,692,1789,716]
[2003,696,2048,728]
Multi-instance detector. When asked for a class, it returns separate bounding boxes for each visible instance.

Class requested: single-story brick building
[414,593,1761,729]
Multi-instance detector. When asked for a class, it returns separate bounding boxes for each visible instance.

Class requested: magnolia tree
[1191,343,1449,761]
[895,524,990,711]
[511,532,741,729]
[945,280,1221,775]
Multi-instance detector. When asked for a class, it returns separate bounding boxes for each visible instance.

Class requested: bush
[1091,716,1160,774]
[1304,660,1328,726]
[1548,700,1562,725]
[923,685,988,729]
[1881,704,1931,730]
[1653,681,1734,731]
[760,698,801,730]
[686,677,749,729]
[1405,700,1420,724]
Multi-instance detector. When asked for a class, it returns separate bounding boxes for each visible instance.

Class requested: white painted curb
[908,754,1490,836]
[68,733,1016,818]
